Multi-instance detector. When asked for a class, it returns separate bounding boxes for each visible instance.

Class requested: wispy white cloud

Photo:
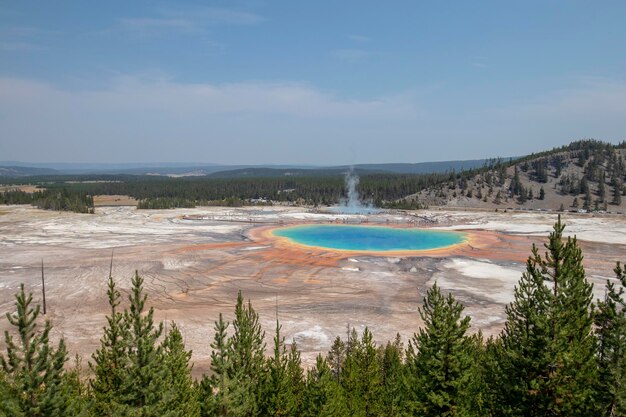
[103,7,265,38]
[0,76,420,163]
[0,75,415,119]
[117,17,199,36]
[1,75,624,164]
[161,7,266,26]
[331,48,372,62]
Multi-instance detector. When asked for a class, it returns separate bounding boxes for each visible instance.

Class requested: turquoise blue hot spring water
[273,225,466,252]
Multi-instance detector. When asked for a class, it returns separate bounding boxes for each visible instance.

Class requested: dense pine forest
[0,188,94,214]
[2,218,626,416]
[0,173,446,210]
[1,173,445,209]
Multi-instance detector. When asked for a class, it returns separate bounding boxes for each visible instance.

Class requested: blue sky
[1,1,625,164]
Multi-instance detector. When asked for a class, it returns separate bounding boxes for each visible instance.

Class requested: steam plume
[332,167,377,214]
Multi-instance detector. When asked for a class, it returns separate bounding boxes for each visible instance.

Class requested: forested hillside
[2,220,626,416]
[415,139,626,212]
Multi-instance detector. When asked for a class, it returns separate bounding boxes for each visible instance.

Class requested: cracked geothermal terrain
[1,205,625,376]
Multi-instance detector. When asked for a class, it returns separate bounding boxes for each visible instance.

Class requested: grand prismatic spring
[1,205,625,374]
[272,224,466,252]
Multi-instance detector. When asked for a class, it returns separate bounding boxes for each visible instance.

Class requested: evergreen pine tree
[0,367,22,417]
[594,262,626,416]
[339,327,364,415]
[327,336,345,382]
[285,342,305,415]
[613,182,623,205]
[161,322,200,417]
[199,312,249,417]
[598,171,606,202]
[302,355,332,417]
[499,217,598,416]
[303,355,350,417]
[227,291,267,416]
[119,271,168,415]
[406,283,472,416]
[378,334,405,417]
[199,314,226,417]
[92,271,169,415]
[318,380,350,417]
[465,335,502,416]
[584,187,592,210]
[511,166,522,196]
[498,245,552,416]
[1,284,69,417]
[580,175,589,194]
[338,327,383,417]
[518,186,527,203]
[90,275,130,415]
[60,355,91,417]
[263,320,296,416]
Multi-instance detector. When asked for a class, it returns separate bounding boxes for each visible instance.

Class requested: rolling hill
[410,140,626,213]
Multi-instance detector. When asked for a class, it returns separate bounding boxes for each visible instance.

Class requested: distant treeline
[2,139,625,210]
[21,173,454,209]
[2,219,626,416]
[1,188,94,213]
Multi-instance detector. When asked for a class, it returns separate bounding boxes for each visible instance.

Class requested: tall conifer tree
[499,217,598,416]
[302,355,350,417]
[90,272,172,416]
[595,262,626,416]
[90,275,129,414]
[263,321,296,416]
[161,322,200,417]
[199,312,253,417]
[378,334,405,416]
[1,284,69,417]
[119,271,167,414]
[406,283,472,416]
[224,291,267,416]
[285,342,305,415]
[302,355,330,417]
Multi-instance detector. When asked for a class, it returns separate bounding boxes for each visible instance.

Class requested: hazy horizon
[0,155,499,168]
[2,2,625,164]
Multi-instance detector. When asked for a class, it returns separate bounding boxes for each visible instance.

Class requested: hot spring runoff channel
[272,224,466,252]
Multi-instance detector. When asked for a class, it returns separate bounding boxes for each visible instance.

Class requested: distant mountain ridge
[0,166,60,176]
[0,158,493,177]
[350,159,497,174]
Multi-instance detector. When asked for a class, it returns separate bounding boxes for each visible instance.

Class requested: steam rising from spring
[345,167,361,209]
[331,167,378,214]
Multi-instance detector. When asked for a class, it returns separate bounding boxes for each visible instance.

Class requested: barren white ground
[1,205,624,374]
